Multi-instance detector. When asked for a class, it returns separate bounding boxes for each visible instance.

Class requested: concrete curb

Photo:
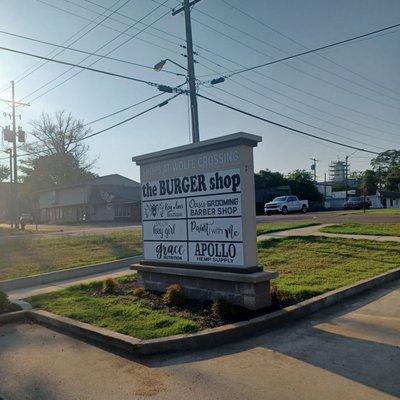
[1,267,399,356]
[0,256,142,292]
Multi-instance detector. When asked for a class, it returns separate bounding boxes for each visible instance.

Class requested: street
[1,210,399,240]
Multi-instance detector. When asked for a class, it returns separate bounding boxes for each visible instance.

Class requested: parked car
[343,197,371,210]
[264,196,309,215]
[19,213,34,225]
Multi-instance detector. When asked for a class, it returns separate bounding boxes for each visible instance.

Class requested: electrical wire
[194,6,400,104]
[203,20,400,79]
[194,16,400,111]
[0,92,181,161]
[197,93,380,155]
[209,85,386,150]
[19,1,172,104]
[44,0,400,132]
[220,0,400,98]
[0,29,184,77]
[0,45,185,91]
[0,0,129,96]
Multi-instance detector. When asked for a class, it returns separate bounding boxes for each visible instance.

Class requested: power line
[19,1,172,104]
[0,29,184,77]
[220,0,400,99]
[194,16,400,111]
[198,53,400,132]
[0,92,181,161]
[0,45,184,92]
[36,0,400,133]
[85,81,186,125]
[207,20,400,79]
[223,0,400,98]
[197,51,400,137]
[197,93,380,155]
[208,85,386,150]
[200,61,400,145]
[0,0,129,96]
[194,7,400,104]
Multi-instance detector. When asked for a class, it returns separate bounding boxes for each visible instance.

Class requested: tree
[385,165,400,191]
[371,150,400,176]
[360,169,378,194]
[254,169,287,190]
[286,169,322,202]
[0,165,9,182]
[20,153,96,193]
[21,111,97,193]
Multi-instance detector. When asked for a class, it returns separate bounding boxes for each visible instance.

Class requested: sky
[0,0,399,183]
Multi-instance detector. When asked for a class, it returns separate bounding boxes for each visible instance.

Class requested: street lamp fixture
[154,58,187,73]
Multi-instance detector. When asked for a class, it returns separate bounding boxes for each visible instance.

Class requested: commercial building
[33,174,141,223]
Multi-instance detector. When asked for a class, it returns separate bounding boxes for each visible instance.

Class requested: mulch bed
[94,278,283,330]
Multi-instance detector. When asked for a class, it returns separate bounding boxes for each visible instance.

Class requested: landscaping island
[28,236,400,339]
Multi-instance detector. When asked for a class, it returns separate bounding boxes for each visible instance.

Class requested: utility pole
[11,81,19,229]
[310,158,318,181]
[4,148,13,228]
[345,155,349,200]
[0,81,30,229]
[172,0,201,143]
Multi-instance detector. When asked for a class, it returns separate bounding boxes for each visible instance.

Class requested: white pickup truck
[264,196,309,215]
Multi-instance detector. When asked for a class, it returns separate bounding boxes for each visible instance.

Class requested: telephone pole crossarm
[172,0,202,16]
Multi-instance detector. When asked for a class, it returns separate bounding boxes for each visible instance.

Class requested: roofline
[31,174,139,195]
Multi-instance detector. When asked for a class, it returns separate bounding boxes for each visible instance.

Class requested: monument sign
[132,132,277,309]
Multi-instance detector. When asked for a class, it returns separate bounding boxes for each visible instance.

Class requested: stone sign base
[131,264,278,310]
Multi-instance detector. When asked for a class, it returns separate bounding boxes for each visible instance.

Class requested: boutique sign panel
[141,168,244,267]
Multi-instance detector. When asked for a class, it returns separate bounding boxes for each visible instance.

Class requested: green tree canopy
[385,165,400,191]
[286,169,322,202]
[254,169,287,189]
[360,169,378,194]
[371,150,400,174]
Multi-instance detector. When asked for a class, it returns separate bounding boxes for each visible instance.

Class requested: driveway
[1,280,399,400]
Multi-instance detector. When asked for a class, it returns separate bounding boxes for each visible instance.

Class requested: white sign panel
[143,220,187,241]
[141,168,241,201]
[141,168,244,267]
[142,198,186,220]
[144,241,187,262]
[188,242,243,265]
[187,193,241,218]
[188,218,242,242]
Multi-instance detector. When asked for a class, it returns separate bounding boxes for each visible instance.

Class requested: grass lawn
[0,231,142,281]
[29,275,198,339]
[339,208,400,216]
[320,223,400,237]
[29,236,400,339]
[258,236,400,304]
[256,221,319,235]
[0,226,58,236]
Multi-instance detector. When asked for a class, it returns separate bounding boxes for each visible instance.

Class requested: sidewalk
[257,223,400,242]
[6,267,136,301]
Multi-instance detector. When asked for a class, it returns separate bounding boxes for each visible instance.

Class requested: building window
[115,205,131,218]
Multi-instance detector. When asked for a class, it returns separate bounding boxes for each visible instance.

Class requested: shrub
[211,298,235,318]
[102,278,118,294]
[163,284,186,307]
[0,291,10,313]
[132,287,146,298]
